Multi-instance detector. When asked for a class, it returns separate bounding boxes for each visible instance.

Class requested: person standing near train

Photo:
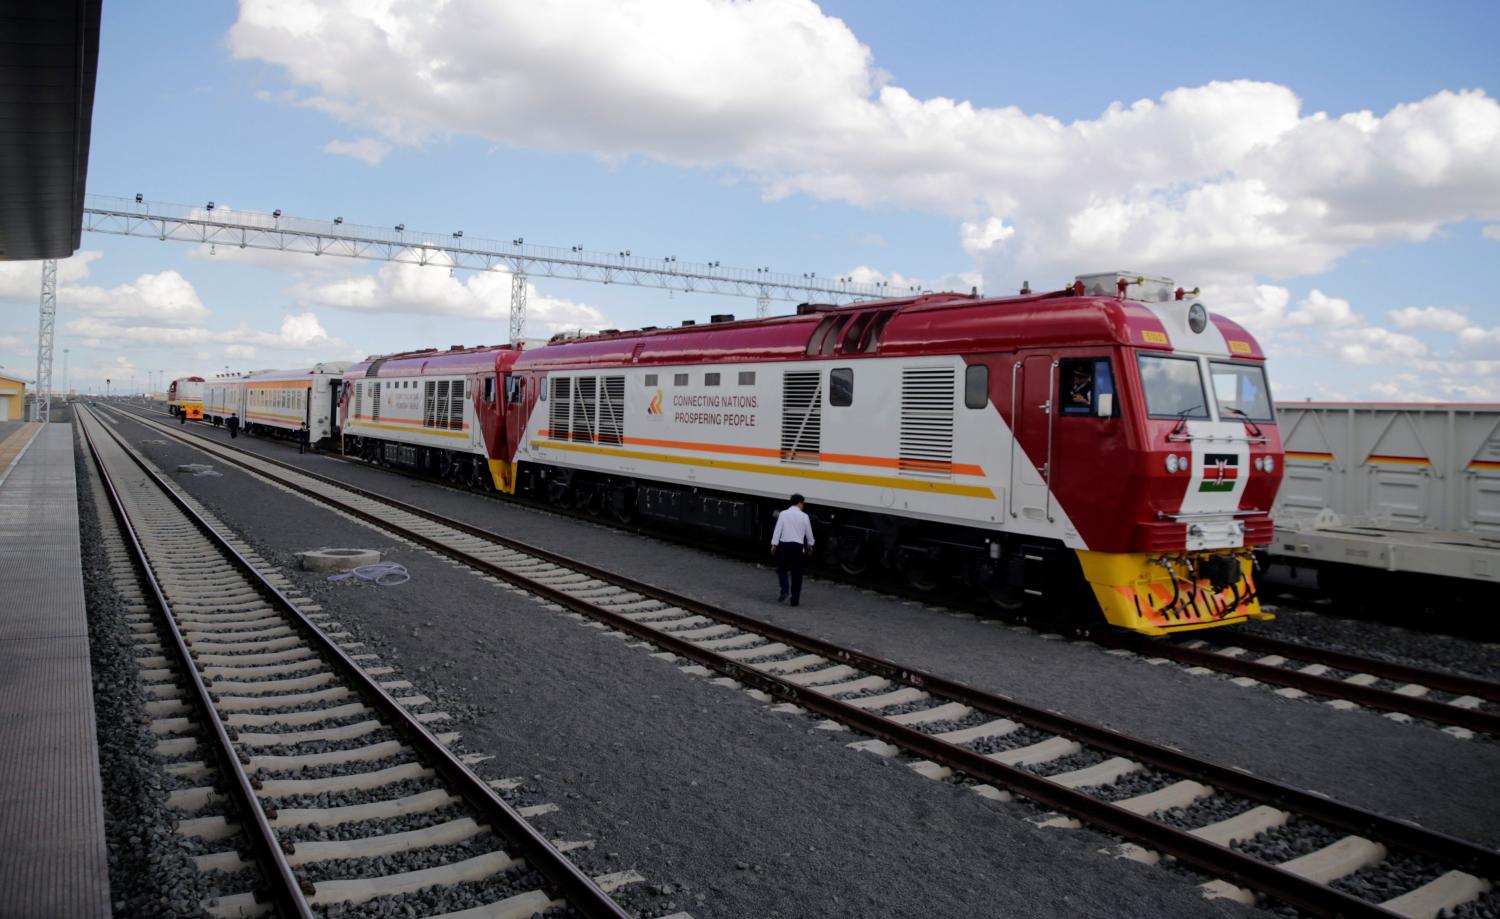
[227,412,240,439]
[771,494,814,606]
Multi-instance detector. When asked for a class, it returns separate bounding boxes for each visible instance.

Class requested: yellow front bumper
[1076,551,1272,635]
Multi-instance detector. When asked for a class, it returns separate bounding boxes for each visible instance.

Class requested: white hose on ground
[326,562,411,587]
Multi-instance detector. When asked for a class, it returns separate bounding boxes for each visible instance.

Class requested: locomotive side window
[829,368,854,406]
[964,365,989,409]
[1060,358,1116,417]
[1209,361,1274,422]
[1137,354,1209,420]
[644,373,658,387]
[705,372,721,386]
[484,376,495,403]
[674,373,688,386]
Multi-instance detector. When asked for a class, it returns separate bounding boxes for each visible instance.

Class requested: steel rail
[1209,631,1500,704]
[100,405,1500,916]
[77,408,315,918]
[1090,631,1500,735]
[81,406,629,919]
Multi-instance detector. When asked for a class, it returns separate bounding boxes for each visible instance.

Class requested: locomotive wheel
[900,555,940,592]
[838,553,870,576]
[986,581,1025,611]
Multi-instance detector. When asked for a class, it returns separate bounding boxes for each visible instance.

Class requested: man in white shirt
[770,493,814,606]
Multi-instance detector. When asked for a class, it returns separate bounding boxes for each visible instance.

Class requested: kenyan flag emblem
[1199,454,1239,492]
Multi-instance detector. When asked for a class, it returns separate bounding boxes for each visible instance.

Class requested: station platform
[0,423,111,917]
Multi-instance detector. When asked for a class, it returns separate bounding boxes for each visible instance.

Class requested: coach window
[830,368,854,406]
[705,372,720,386]
[964,365,989,409]
[1137,353,1208,420]
[674,372,688,386]
[644,373,658,387]
[1060,358,1116,417]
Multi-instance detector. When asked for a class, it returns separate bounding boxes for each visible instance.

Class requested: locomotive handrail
[1156,508,1269,520]
[1166,431,1270,444]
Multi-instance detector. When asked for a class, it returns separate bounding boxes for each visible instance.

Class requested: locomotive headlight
[1165,454,1180,474]
[1263,455,1274,474]
[1253,456,1264,472]
[1188,301,1208,334]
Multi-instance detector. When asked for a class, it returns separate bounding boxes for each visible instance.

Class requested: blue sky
[1,0,1497,401]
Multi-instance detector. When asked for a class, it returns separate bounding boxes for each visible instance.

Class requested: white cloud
[0,250,209,325]
[1285,289,1359,328]
[960,217,1014,255]
[295,261,607,334]
[231,1,1500,292]
[63,311,351,355]
[1458,325,1500,359]
[225,344,257,360]
[1387,305,1470,331]
[1483,225,1500,242]
[1325,326,1428,365]
[322,137,391,165]
[844,264,982,296]
[0,334,19,348]
[1205,283,1291,339]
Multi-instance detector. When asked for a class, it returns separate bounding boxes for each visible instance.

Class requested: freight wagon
[1268,402,1500,610]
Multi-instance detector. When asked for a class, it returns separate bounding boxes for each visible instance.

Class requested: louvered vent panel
[353,383,363,419]
[780,371,822,464]
[899,366,955,478]
[434,380,450,432]
[549,377,570,440]
[422,381,436,428]
[571,376,597,442]
[598,376,625,445]
[371,383,382,422]
[448,380,466,430]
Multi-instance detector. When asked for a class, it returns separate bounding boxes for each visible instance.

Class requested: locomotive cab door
[1010,355,1057,523]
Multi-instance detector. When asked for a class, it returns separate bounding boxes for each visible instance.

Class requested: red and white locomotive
[338,272,1283,635]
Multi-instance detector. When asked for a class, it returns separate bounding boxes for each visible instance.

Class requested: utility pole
[510,270,527,344]
[31,259,56,422]
[63,349,70,397]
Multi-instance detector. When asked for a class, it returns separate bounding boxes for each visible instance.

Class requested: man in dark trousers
[298,421,309,454]
[227,412,240,439]
[770,493,814,606]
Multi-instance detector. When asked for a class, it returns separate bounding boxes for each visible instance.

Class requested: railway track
[120,403,1500,739]
[76,405,635,918]
[102,404,1500,917]
[1088,629,1500,738]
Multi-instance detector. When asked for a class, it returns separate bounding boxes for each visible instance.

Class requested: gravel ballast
[98,409,1271,917]
[169,418,1500,847]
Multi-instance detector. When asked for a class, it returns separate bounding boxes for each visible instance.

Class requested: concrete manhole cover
[298,548,382,572]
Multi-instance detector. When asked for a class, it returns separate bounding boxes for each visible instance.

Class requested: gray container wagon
[1268,402,1500,610]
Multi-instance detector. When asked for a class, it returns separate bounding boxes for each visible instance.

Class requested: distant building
[0,371,27,421]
